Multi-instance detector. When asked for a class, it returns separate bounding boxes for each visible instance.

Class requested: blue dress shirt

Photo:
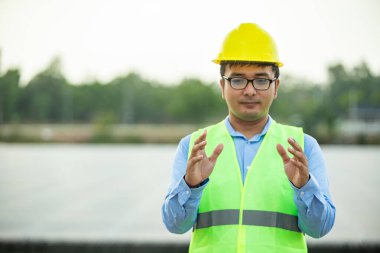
[162,116,336,238]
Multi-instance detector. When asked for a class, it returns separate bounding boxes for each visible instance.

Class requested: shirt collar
[224,115,274,141]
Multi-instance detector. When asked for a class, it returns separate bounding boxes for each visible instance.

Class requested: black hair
[220,61,280,79]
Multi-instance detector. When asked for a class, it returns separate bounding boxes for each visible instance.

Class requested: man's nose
[243,81,257,96]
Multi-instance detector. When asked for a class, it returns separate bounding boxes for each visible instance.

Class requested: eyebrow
[229,72,271,78]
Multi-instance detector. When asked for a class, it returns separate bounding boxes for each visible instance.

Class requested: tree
[19,57,69,122]
[0,69,21,123]
[165,78,226,123]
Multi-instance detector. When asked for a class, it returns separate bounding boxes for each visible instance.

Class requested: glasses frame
[222,75,277,91]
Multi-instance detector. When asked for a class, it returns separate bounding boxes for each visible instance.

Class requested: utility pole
[349,90,358,120]
[121,83,134,124]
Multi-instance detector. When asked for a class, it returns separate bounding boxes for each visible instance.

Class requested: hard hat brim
[213,59,283,67]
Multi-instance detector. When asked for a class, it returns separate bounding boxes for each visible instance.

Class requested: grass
[0,123,201,144]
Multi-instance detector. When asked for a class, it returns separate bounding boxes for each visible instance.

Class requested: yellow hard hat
[213,23,283,67]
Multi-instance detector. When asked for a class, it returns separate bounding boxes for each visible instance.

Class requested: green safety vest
[188,120,307,253]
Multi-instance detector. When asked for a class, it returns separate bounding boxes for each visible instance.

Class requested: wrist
[295,174,310,189]
[184,175,200,188]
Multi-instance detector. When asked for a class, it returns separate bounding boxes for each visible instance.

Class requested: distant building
[338,107,380,136]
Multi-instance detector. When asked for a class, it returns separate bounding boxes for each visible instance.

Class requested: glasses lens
[253,79,270,90]
[230,78,247,89]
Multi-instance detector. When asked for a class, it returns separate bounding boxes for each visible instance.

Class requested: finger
[290,158,303,168]
[190,140,207,158]
[276,144,290,163]
[288,137,303,152]
[187,154,204,168]
[287,146,308,164]
[190,131,207,157]
[194,130,207,146]
[290,159,308,173]
[208,144,224,164]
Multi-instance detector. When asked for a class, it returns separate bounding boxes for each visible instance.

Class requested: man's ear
[274,79,280,99]
[219,79,225,99]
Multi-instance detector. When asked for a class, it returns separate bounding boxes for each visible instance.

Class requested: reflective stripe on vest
[196,209,239,229]
[196,209,300,232]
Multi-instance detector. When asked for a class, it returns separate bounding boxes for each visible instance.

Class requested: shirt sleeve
[162,134,207,234]
[291,134,336,238]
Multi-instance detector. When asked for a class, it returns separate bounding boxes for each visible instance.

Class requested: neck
[228,114,269,139]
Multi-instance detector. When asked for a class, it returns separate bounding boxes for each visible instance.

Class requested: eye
[255,79,269,85]
[231,78,246,85]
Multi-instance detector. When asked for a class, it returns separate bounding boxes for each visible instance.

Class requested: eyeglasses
[222,76,277,90]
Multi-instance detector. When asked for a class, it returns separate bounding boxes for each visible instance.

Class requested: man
[162,23,335,253]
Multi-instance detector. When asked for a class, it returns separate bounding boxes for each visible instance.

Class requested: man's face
[220,64,280,122]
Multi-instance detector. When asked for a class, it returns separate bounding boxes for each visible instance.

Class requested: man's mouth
[239,100,260,104]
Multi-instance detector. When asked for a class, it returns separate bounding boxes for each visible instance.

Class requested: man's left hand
[276,138,309,188]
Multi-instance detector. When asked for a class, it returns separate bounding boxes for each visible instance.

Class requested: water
[0,144,379,244]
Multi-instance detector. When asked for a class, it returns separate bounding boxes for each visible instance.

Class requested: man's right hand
[184,130,224,187]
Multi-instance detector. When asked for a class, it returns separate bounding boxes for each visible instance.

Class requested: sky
[0,0,379,85]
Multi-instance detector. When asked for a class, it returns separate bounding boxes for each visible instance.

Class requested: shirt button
[300,191,304,196]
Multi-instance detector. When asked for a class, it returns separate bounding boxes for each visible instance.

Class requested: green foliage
[0,69,21,123]
[17,58,69,122]
[327,62,380,116]
[164,79,226,123]
[1,58,379,142]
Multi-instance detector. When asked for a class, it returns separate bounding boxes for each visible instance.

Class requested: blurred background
[0,0,379,252]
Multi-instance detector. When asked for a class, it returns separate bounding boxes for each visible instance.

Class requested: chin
[242,110,270,120]
[237,114,262,121]
[230,109,266,122]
